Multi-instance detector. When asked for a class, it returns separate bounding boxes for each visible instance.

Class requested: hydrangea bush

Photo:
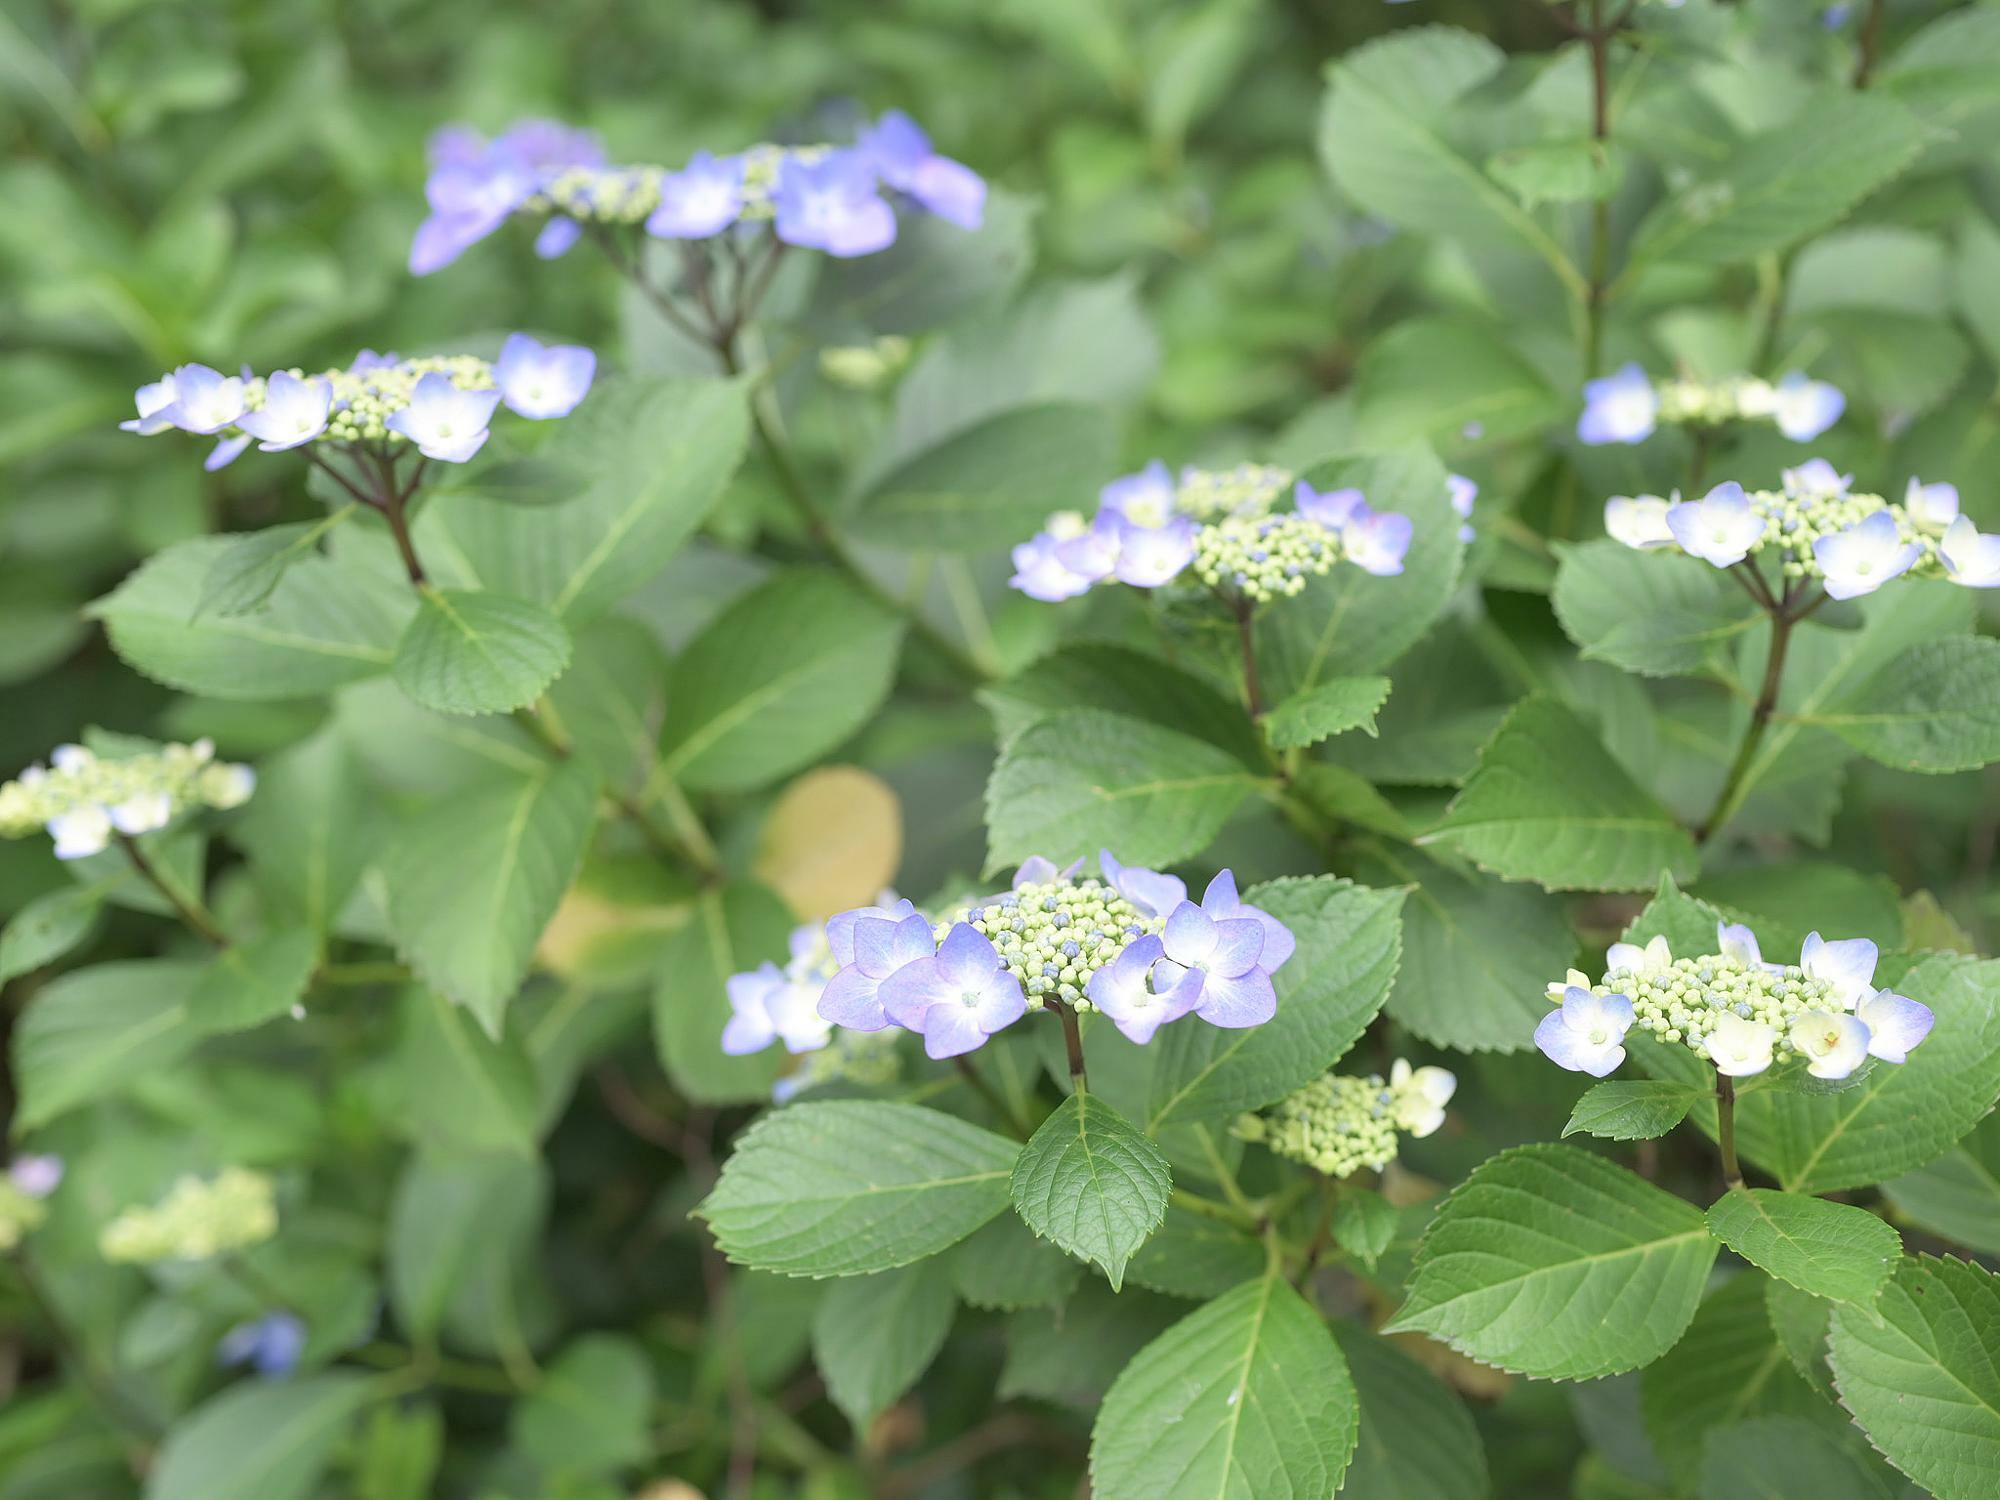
[5,1,2000,1497]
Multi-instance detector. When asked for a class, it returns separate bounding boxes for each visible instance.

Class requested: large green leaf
[391,587,572,717]
[1091,1272,1359,1500]
[1385,1144,1717,1380]
[1333,1323,1490,1500]
[397,988,542,1158]
[1353,317,1563,446]
[13,959,204,1130]
[658,569,903,794]
[145,1374,373,1500]
[510,1335,654,1479]
[1697,1416,1900,1500]
[652,881,795,1105]
[0,883,104,985]
[1829,1256,2000,1500]
[984,708,1264,872]
[231,729,383,935]
[1812,636,2000,773]
[186,929,319,1034]
[195,511,354,619]
[88,535,408,700]
[1551,541,1759,681]
[980,643,1262,764]
[849,401,1116,551]
[950,1213,1084,1311]
[1882,1115,2000,1256]
[1011,1093,1171,1291]
[1705,1189,1900,1312]
[386,1153,555,1354]
[810,1260,957,1429]
[1563,1079,1707,1142]
[1421,696,1698,892]
[382,757,601,1036]
[697,1101,1020,1277]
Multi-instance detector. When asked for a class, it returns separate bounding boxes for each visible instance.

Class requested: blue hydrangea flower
[1605,495,1676,550]
[494,333,596,420]
[385,373,501,463]
[160,364,247,435]
[1197,870,1296,971]
[773,151,897,258]
[1112,514,1199,587]
[819,907,936,1031]
[876,922,1027,1059]
[646,150,747,239]
[1782,458,1852,499]
[237,373,332,452]
[1666,481,1765,567]
[1941,516,2000,588]
[1448,473,1477,543]
[1294,482,1365,530]
[1098,849,1186,919]
[1577,363,1659,445]
[1856,989,1934,1064]
[1535,987,1634,1076]
[1086,935,1203,1044]
[1157,901,1275,1028]
[120,376,181,435]
[1903,477,1960,531]
[1008,529,1097,601]
[1341,502,1414,576]
[1790,1010,1871,1080]
[217,1312,306,1379]
[723,959,833,1055]
[1813,511,1922,601]
[857,110,986,229]
[1771,371,1845,442]
[1099,462,1178,527]
[410,119,606,276]
[1800,931,1877,1009]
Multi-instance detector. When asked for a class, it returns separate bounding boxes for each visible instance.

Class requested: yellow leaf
[754,766,903,922]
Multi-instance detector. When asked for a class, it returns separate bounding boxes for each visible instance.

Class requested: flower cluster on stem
[1234,1060,1456,1179]
[98,1168,278,1265]
[1579,364,1845,446]
[0,739,253,861]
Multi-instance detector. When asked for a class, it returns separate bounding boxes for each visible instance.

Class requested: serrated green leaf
[1000,1285,1183,1408]
[1564,1080,1705,1141]
[1422,696,1698,893]
[510,1334,653,1478]
[1828,1256,2000,1500]
[811,1260,957,1429]
[1124,1205,1263,1300]
[1705,1190,1900,1310]
[1386,1144,1717,1380]
[87,535,408,700]
[0,883,104,984]
[850,401,1116,551]
[949,1213,1083,1310]
[1262,676,1390,749]
[144,1373,373,1500]
[1143,878,1404,1130]
[698,1101,1019,1277]
[13,959,204,1130]
[1333,1185,1399,1272]
[1011,1093,1171,1290]
[1333,1322,1489,1500]
[383,757,600,1035]
[984,707,1264,872]
[652,882,794,1106]
[1552,541,1759,680]
[1627,89,1930,269]
[658,569,903,794]
[1696,1416,1899,1500]
[1811,636,2000,773]
[810,188,1033,334]
[195,511,353,619]
[187,929,318,1034]
[391,587,571,717]
[1766,1275,1839,1401]
[1092,1272,1358,1500]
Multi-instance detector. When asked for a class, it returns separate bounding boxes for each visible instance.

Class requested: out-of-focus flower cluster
[410,112,983,275]
[1579,364,1844,446]
[120,337,594,472]
[98,1168,278,1265]
[0,1156,63,1250]
[1605,464,1998,596]
[1011,460,1427,604]
[1234,1060,1457,1178]
[724,853,1294,1064]
[0,740,254,861]
[1536,924,1934,1083]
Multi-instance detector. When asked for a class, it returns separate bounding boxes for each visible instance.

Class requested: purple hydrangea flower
[1112,514,1197,587]
[1903,477,1959,530]
[1009,530,1097,601]
[1197,870,1295,971]
[217,1312,306,1379]
[1813,511,1922,601]
[773,151,897,258]
[1098,849,1186,919]
[723,960,832,1054]
[819,908,936,1031]
[1857,989,1934,1064]
[1577,363,1659,445]
[1086,935,1204,1044]
[1535,987,1633,1076]
[646,151,747,240]
[1666,481,1765,568]
[1156,900,1274,1028]
[1098,462,1177,528]
[534,217,584,259]
[409,119,605,276]
[494,333,596,420]
[1013,856,1083,887]
[1781,459,1852,499]
[1342,502,1413,576]
[858,111,986,229]
[162,364,248,435]
[120,376,180,435]
[1800,931,1877,1009]
[385,372,501,463]
[876,922,1026,1059]
[8,1155,63,1198]
[206,434,252,472]
[1772,372,1844,442]
[1448,473,1478,543]
[236,373,331,452]
[1295,481,1366,530]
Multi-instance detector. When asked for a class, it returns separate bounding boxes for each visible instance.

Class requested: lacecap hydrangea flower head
[1578,363,1844,446]
[1536,921,1933,1083]
[1234,1060,1457,1178]
[1604,463,1996,598]
[719,913,903,1101]
[0,739,254,860]
[411,110,982,274]
[1010,460,1435,604]
[98,1168,279,1265]
[119,337,594,473]
[732,852,1294,1062]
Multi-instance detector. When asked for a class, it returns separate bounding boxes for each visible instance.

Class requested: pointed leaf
[1011,1093,1171,1290]
[1262,676,1391,750]
[392,587,572,717]
[1706,1189,1901,1310]
[811,1261,958,1428]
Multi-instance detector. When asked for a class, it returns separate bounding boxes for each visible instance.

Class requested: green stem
[1168,1187,1259,1234]
[513,705,722,879]
[1695,603,1797,844]
[1853,0,1885,90]
[1716,1072,1744,1190]
[1582,0,1615,378]
[1051,999,1088,1094]
[116,832,225,945]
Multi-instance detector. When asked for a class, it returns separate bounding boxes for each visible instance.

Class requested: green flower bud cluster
[1655,376,1787,428]
[945,877,1161,1012]
[0,1180,48,1251]
[1235,1072,1403,1179]
[1192,513,1344,603]
[98,1168,278,1265]
[818,335,913,390]
[535,144,833,228]
[319,354,496,445]
[1607,953,1837,1065]
[0,739,254,841]
[1740,487,1942,582]
[1174,463,1294,521]
[776,1028,903,1102]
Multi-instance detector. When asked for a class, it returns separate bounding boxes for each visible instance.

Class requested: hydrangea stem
[1853,0,1886,90]
[1694,603,1797,844]
[116,831,226,945]
[1233,596,1266,719]
[1582,0,1615,379]
[1716,1072,1744,1189]
[1049,998,1089,1094]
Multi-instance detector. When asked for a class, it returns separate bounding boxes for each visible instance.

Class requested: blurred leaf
[13,959,204,1130]
[811,1261,957,1429]
[652,881,795,1105]
[144,1374,372,1500]
[511,1334,655,1478]
[187,929,318,1034]
[391,587,573,718]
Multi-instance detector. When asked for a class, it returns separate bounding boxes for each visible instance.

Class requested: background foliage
[4,0,2000,1497]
